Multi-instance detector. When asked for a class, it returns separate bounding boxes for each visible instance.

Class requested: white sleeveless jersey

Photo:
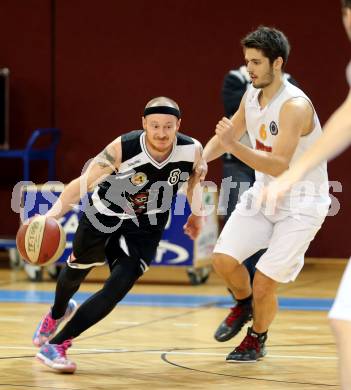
[244,80,330,211]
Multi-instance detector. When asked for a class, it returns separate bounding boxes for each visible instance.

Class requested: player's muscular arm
[217,98,313,177]
[46,138,122,219]
[286,90,351,179]
[96,147,118,169]
[203,93,247,163]
[264,91,351,205]
[86,139,122,190]
[269,98,314,173]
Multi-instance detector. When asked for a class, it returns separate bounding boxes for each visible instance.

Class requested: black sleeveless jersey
[91,130,199,226]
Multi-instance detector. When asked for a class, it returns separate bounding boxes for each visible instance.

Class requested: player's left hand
[215,117,235,150]
[183,213,203,240]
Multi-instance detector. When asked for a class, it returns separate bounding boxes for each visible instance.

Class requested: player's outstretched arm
[46,138,122,219]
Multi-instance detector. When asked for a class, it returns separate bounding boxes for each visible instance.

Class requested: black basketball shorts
[69,212,165,271]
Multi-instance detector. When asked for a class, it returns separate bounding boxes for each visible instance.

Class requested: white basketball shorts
[213,188,327,283]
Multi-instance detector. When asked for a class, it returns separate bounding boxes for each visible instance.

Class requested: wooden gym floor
[0,258,346,390]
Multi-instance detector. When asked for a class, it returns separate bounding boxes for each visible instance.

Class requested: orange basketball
[16,215,66,266]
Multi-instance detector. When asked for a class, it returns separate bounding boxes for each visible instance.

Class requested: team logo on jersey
[126,192,149,214]
[168,168,181,185]
[125,190,158,215]
[269,121,278,136]
[259,124,267,140]
[130,172,147,186]
[256,139,272,153]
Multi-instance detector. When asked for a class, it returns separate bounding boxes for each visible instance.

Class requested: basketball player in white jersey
[203,26,330,362]
[264,2,351,387]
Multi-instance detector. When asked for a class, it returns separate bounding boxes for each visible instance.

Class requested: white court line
[0,345,337,360]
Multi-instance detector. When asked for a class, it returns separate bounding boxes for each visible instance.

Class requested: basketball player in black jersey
[33,96,205,373]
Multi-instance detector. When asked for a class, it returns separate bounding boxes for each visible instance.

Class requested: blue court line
[0,290,334,311]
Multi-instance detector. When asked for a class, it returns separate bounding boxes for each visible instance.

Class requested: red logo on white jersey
[256,139,272,152]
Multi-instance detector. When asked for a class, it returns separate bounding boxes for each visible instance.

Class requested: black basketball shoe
[214,302,253,342]
[226,327,267,362]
